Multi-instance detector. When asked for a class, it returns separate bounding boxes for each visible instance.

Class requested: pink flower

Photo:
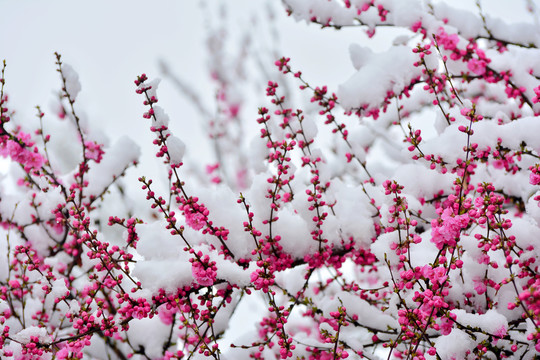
[250,268,275,291]
[185,211,205,230]
[25,151,44,169]
[492,159,504,169]
[191,260,216,286]
[433,266,448,284]
[440,313,456,335]
[55,339,85,360]
[158,307,177,325]
[532,85,540,103]
[437,28,459,51]
[530,171,540,185]
[132,307,147,320]
[227,103,240,117]
[84,141,104,163]
[467,59,487,75]
[0,139,44,170]
[473,279,487,295]
[494,325,507,338]
[411,21,423,33]
[431,208,469,249]
[56,348,69,360]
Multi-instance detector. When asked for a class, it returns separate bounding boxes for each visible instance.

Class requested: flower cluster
[0,133,45,171]
[0,2,540,360]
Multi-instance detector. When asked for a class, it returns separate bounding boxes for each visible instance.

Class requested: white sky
[0,0,535,177]
[0,1,363,166]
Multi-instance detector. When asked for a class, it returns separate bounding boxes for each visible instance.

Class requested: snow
[392,163,454,199]
[333,291,398,331]
[167,135,185,165]
[152,106,170,129]
[506,217,540,265]
[61,63,81,100]
[324,180,375,247]
[213,256,252,287]
[68,299,81,315]
[349,44,373,71]
[299,116,317,143]
[248,135,269,173]
[338,45,422,111]
[386,0,424,28]
[13,326,49,344]
[283,0,357,25]
[431,2,485,39]
[526,191,540,226]
[471,166,531,202]
[486,16,540,47]
[0,230,8,279]
[434,328,475,360]
[371,231,400,264]
[451,309,508,337]
[126,317,171,359]
[132,220,193,292]
[474,116,540,151]
[85,135,140,197]
[136,220,184,259]
[50,279,69,300]
[270,206,314,257]
[419,115,540,171]
[132,257,192,294]
[143,78,161,101]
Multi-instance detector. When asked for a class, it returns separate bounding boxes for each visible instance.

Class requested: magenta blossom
[0,138,44,170]
[431,208,469,249]
[467,58,487,75]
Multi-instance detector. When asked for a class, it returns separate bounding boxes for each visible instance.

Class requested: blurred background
[0,0,362,172]
[0,0,535,179]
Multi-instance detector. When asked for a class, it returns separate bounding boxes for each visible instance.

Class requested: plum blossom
[439,313,456,336]
[158,306,177,325]
[532,85,540,103]
[431,208,469,249]
[473,279,487,295]
[531,172,540,185]
[191,259,216,286]
[250,268,275,292]
[421,265,448,285]
[467,58,487,76]
[1,3,540,359]
[493,326,507,344]
[185,211,205,230]
[530,165,540,185]
[84,140,104,162]
[179,203,208,231]
[0,138,44,170]
[437,28,459,51]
